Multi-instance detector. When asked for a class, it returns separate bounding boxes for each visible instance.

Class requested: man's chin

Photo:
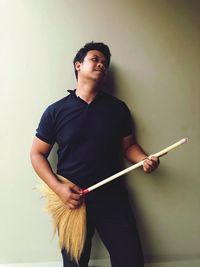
[91,73,105,81]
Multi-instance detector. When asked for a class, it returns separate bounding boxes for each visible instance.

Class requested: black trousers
[62,189,144,267]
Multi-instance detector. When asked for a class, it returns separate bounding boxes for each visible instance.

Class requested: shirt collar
[67,89,104,103]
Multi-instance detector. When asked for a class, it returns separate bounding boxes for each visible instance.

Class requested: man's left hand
[143,156,160,173]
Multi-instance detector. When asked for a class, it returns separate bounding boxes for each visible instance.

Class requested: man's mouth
[95,69,104,73]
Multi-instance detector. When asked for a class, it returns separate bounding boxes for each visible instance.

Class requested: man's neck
[76,81,101,104]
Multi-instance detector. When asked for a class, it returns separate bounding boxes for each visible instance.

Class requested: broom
[39,137,188,264]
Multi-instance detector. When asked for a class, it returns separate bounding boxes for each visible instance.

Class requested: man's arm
[30,137,82,209]
[122,134,159,173]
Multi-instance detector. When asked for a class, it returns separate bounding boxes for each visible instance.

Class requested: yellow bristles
[38,176,86,264]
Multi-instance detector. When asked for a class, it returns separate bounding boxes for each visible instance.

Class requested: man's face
[75,50,109,82]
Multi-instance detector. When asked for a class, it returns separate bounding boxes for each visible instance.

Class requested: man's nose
[97,62,105,70]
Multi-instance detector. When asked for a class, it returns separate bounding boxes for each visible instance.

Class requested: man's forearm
[124,143,148,163]
[31,153,61,194]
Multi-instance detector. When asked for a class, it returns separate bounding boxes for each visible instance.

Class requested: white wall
[0,0,199,266]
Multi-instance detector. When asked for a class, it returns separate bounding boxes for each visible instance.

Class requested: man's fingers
[70,192,82,200]
[67,198,83,209]
[143,159,154,168]
[150,156,160,163]
[143,156,160,173]
[67,203,76,210]
[70,199,79,206]
[71,184,82,194]
[148,156,160,166]
[143,166,151,173]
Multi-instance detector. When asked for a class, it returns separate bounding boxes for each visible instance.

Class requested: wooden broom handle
[82,138,188,194]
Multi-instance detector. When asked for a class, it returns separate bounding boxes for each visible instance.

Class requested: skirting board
[1,258,200,267]
[0,259,110,267]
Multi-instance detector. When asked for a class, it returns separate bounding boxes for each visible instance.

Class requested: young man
[30,42,159,267]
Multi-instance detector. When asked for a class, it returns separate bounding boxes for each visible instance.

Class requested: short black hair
[73,41,111,79]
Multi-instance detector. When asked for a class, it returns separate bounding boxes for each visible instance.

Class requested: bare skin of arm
[30,137,82,209]
[122,134,160,173]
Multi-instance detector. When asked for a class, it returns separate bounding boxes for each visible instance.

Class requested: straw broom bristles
[38,175,86,264]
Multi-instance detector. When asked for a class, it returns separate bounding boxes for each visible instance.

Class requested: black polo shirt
[36,89,132,190]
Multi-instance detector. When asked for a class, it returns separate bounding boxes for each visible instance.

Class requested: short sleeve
[120,102,133,137]
[36,106,56,145]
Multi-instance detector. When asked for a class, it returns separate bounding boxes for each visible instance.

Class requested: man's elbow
[30,149,38,166]
[122,144,133,159]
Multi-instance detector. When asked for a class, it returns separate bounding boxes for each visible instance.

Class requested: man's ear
[75,61,81,71]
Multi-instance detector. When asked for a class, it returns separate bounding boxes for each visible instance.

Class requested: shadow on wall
[103,65,117,96]
[105,65,138,141]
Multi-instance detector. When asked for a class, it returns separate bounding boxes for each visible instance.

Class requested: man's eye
[91,58,98,62]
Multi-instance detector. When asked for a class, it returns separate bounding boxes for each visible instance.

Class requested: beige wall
[0,0,199,266]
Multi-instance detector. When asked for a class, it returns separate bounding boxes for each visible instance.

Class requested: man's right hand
[30,137,83,210]
[56,183,83,210]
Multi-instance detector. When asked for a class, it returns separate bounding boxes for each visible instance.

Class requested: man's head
[73,42,111,79]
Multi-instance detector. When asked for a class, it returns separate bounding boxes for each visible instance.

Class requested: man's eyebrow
[91,54,106,60]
